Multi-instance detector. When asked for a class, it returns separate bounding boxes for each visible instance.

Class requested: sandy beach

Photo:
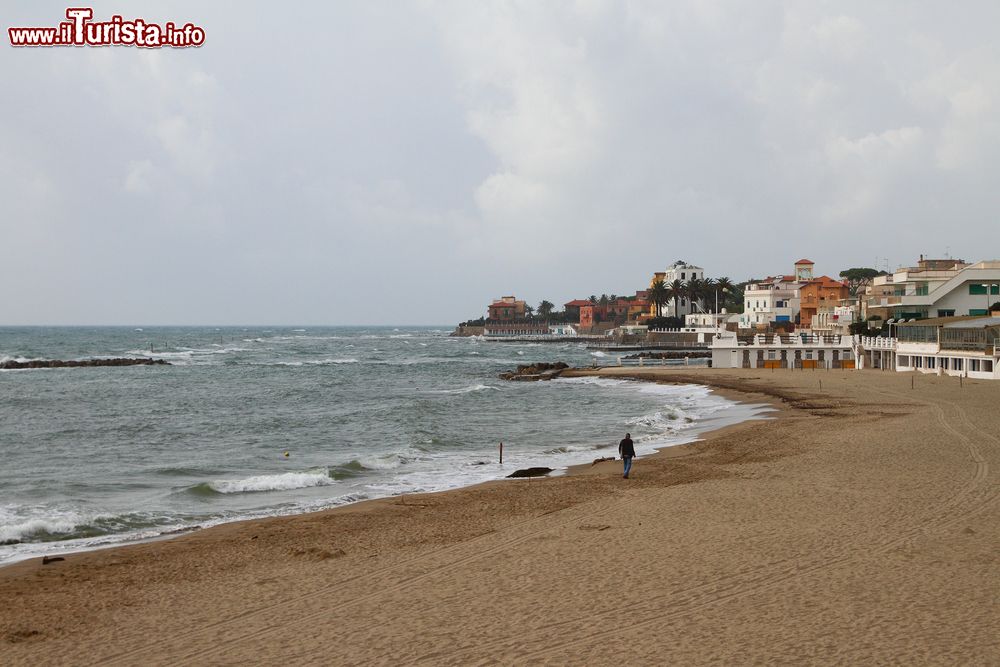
[3,368,999,665]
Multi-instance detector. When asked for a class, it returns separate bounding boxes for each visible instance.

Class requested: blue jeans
[622,456,633,477]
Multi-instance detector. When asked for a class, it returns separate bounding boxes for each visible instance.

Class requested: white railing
[854,335,897,351]
[751,334,845,346]
[590,356,705,368]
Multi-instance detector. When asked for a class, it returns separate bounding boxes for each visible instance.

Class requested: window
[937,309,955,317]
[969,284,998,295]
[768,351,776,360]
[927,357,936,369]
[898,355,910,366]
[942,358,949,370]
[970,309,988,316]
[914,357,922,368]
[805,351,813,359]
[681,272,686,280]
[985,360,994,372]
[954,358,963,371]
[971,359,980,372]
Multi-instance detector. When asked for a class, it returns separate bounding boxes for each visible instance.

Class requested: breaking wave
[197,472,336,495]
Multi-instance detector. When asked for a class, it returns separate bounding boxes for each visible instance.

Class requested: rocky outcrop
[1,358,170,370]
[498,361,569,381]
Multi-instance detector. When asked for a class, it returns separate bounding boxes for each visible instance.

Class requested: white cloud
[123,159,155,194]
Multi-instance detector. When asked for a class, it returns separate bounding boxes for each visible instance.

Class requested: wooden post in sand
[911,375,914,389]
[499,442,503,464]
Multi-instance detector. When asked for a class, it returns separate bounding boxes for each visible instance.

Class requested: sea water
[0,326,769,564]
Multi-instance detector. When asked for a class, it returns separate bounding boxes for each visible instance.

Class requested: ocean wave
[268,358,359,367]
[541,444,599,455]
[125,349,194,359]
[0,355,45,364]
[326,460,370,480]
[0,507,176,545]
[626,410,694,430]
[198,472,336,495]
[429,384,500,395]
[0,514,85,545]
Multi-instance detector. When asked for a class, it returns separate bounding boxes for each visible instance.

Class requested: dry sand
[3,368,999,665]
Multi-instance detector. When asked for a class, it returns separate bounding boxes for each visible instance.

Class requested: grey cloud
[2,1,999,324]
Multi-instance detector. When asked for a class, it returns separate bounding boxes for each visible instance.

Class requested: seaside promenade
[3,369,999,664]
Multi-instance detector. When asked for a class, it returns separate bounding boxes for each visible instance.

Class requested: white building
[739,261,812,329]
[862,258,1000,321]
[711,329,855,369]
[812,305,857,335]
[893,317,1000,379]
[651,260,706,318]
[548,324,578,336]
[685,312,728,328]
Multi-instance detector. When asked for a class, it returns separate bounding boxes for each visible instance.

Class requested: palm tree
[701,278,717,312]
[715,277,733,313]
[648,280,669,318]
[668,279,684,317]
[684,278,704,314]
[537,300,554,319]
[599,294,609,307]
[524,304,535,320]
[589,295,597,304]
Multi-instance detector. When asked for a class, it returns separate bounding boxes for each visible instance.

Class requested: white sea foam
[126,349,194,359]
[0,506,94,544]
[208,472,334,494]
[430,383,500,395]
[271,358,358,367]
[0,355,44,364]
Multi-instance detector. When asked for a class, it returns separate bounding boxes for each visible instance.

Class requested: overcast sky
[3,1,1000,325]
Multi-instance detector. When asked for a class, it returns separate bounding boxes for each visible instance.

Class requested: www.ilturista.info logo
[9,8,205,48]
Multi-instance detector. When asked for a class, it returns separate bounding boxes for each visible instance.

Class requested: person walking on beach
[619,433,635,479]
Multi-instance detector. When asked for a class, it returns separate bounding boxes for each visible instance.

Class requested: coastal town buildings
[711,329,855,369]
[739,274,801,329]
[860,257,1000,321]
[487,296,526,321]
[799,275,850,329]
[895,318,999,379]
[483,322,549,337]
[649,260,706,318]
[628,291,651,321]
[811,304,857,335]
[563,299,592,322]
[739,259,849,331]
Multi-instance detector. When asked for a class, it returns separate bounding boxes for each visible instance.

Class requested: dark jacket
[619,437,635,458]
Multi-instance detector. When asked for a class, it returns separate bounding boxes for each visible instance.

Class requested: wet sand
[3,368,999,665]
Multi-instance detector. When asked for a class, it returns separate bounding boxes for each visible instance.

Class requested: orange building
[799,276,849,329]
[487,296,526,321]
